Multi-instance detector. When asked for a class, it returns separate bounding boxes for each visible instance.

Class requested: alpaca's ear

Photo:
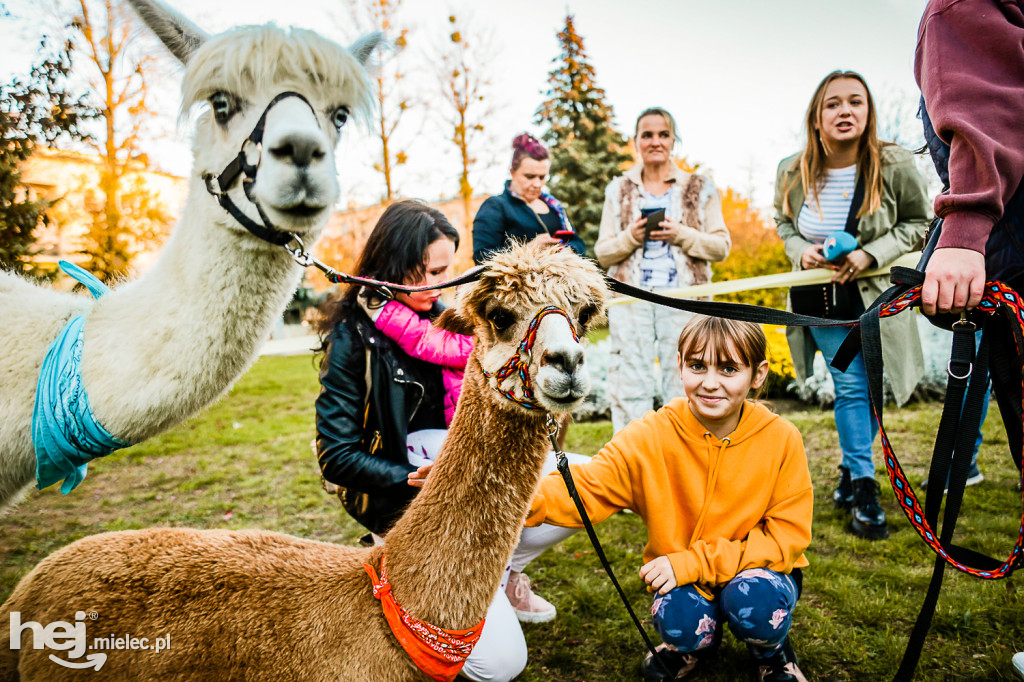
[126,0,208,64]
[348,32,384,66]
[434,308,475,337]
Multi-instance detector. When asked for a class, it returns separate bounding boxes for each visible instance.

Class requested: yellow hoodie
[527,397,812,587]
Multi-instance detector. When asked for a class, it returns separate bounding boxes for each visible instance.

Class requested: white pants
[607,298,692,432]
[407,432,589,681]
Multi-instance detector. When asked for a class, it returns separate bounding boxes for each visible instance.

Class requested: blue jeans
[809,325,878,481]
[651,569,799,657]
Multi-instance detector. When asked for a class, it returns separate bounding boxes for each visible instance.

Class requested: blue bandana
[32,261,131,494]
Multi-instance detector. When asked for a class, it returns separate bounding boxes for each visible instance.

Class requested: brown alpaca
[0,242,609,681]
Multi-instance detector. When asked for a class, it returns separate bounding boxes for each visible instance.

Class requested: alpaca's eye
[487,307,516,332]
[209,91,238,125]
[578,305,598,328]
[332,106,350,130]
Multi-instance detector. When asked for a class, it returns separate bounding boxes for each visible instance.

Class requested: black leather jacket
[315,304,446,534]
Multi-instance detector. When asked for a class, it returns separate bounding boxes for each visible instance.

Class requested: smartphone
[640,208,666,241]
[553,230,575,243]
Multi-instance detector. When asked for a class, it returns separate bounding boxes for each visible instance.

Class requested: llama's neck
[81,179,308,441]
[383,356,551,629]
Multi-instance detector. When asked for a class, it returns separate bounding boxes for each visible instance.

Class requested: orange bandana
[363,554,485,682]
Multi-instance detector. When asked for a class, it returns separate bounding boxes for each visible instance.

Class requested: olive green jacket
[774,145,932,406]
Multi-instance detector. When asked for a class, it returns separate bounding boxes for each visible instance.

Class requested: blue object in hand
[822,231,858,262]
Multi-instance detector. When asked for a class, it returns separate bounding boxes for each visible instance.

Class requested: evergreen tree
[535,15,631,256]
[0,40,93,277]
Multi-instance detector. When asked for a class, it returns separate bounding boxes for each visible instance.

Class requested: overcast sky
[1,0,930,209]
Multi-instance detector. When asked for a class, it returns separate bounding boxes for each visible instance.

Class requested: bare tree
[344,0,415,203]
[435,13,497,229]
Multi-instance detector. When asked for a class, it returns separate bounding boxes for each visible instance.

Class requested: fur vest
[594,164,731,289]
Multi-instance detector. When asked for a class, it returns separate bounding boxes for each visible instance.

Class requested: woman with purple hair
[472,133,586,264]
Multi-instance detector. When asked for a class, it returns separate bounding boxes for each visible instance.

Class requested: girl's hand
[649,217,685,243]
[629,216,648,243]
[407,463,433,487]
[530,233,560,247]
[639,556,678,595]
[833,248,876,284]
[800,244,836,271]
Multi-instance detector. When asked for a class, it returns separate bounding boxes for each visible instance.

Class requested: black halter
[202,91,318,247]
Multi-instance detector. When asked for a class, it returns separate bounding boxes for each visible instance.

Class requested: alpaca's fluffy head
[128,0,376,244]
[458,241,609,414]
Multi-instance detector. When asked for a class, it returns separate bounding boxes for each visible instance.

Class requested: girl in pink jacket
[369,299,473,427]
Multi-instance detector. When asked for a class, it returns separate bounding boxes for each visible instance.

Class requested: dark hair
[316,200,459,337]
[510,133,549,171]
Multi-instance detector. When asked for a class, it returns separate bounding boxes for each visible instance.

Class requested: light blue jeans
[809,325,878,481]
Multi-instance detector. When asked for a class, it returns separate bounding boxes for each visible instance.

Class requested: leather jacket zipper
[394,368,424,423]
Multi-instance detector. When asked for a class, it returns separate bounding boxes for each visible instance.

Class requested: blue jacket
[472,183,587,264]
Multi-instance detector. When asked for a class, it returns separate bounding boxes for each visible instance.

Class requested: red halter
[480,306,580,410]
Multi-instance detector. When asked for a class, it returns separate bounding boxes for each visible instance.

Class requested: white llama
[0,0,380,510]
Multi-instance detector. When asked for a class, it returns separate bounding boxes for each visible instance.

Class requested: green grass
[3,356,1023,680]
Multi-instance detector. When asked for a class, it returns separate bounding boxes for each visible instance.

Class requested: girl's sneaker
[641,643,699,680]
[754,637,807,682]
[504,571,556,623]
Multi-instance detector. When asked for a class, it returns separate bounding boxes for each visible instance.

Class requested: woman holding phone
[774,70,930,540]
[595,107,731,433]
[472,133,586,264]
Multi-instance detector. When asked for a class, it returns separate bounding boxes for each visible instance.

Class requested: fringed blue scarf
[32,261,131,494]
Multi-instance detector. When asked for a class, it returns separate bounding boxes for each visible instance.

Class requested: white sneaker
[505,571,556,623]
[1012,651,1024,680]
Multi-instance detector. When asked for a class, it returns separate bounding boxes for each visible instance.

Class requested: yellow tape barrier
[608,251,923,306]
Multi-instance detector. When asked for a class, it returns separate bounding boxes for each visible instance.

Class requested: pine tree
[535,15,631,256]
[0,40,94,278]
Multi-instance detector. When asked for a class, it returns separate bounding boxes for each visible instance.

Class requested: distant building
[19,148,188,272]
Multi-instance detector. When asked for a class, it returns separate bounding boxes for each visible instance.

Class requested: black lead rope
[545,415,670,670]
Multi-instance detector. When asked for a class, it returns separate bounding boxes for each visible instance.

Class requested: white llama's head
[451,242,609,414]
[127,0,378,243]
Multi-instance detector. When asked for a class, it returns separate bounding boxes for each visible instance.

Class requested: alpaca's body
[1,242,610,680]
[0,0,377,511]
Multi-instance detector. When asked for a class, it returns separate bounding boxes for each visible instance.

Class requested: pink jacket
[374,301,474,426]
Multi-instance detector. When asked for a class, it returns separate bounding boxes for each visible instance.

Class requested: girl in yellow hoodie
[527,315,812,682]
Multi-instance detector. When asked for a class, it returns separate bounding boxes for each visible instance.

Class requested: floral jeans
[651,568,799,657]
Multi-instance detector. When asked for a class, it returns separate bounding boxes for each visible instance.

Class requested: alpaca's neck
[82,179,307,441]
[383,357,551,629]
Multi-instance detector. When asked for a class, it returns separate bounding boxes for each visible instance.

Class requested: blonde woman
[596,107,731,433]
[774,71,931,540]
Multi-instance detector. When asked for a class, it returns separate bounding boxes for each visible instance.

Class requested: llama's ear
[434,308,475,337]
[348,32,384,66]
[126,0,208,64]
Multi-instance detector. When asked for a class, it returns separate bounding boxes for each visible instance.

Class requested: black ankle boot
[833,466,853,510]
[850,477,889,539]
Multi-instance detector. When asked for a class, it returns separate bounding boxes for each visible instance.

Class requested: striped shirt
[797,165,856,244]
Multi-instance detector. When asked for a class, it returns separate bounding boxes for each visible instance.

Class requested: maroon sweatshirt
[915,0,1024,253]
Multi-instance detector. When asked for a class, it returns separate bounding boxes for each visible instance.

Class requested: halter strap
[202,91,317,246]
[481,306,579,410]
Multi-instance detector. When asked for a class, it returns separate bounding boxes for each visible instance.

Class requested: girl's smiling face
[679,339,769,439]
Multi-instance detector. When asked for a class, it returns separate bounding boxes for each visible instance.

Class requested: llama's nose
[541,346,584,376]
[268,133,327,168]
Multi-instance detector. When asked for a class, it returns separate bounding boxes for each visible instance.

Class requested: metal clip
[284,235,314,267]
[952,309,976,332]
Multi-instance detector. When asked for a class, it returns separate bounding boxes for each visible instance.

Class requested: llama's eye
[578,305,598,328]
[487,307,516,332]
[209,91,238,125]
[332,106,350,130]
